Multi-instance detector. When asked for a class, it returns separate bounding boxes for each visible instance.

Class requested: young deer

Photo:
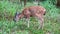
[13,6,46,29]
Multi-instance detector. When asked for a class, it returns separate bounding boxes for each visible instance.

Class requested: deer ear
[15,12,20,15]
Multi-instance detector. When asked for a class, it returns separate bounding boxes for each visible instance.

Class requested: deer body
[14,6,46,29]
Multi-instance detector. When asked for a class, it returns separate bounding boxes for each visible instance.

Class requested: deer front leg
[38,16,44,29]
[25,15,30,28]
[26,18,30,28]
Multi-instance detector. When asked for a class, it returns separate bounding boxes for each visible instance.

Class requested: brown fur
[14,6,46,29]
[19,6,46,18]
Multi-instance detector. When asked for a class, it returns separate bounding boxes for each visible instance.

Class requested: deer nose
[13,18,16,22]
[13,16,20,22]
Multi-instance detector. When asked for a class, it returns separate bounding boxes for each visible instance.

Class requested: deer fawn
[13,6,46,29]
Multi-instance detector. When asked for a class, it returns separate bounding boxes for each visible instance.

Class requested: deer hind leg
[38,16,44,29]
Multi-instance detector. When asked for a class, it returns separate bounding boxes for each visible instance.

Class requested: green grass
[0,0,60,34]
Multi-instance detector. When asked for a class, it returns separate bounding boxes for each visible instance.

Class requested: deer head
[13,12,21,22]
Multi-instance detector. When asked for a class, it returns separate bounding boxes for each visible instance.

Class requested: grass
[0,0,60,34]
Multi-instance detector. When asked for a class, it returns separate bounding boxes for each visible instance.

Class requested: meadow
[0,0,60,34]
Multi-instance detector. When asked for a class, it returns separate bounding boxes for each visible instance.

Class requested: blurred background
[0,0,60,34]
